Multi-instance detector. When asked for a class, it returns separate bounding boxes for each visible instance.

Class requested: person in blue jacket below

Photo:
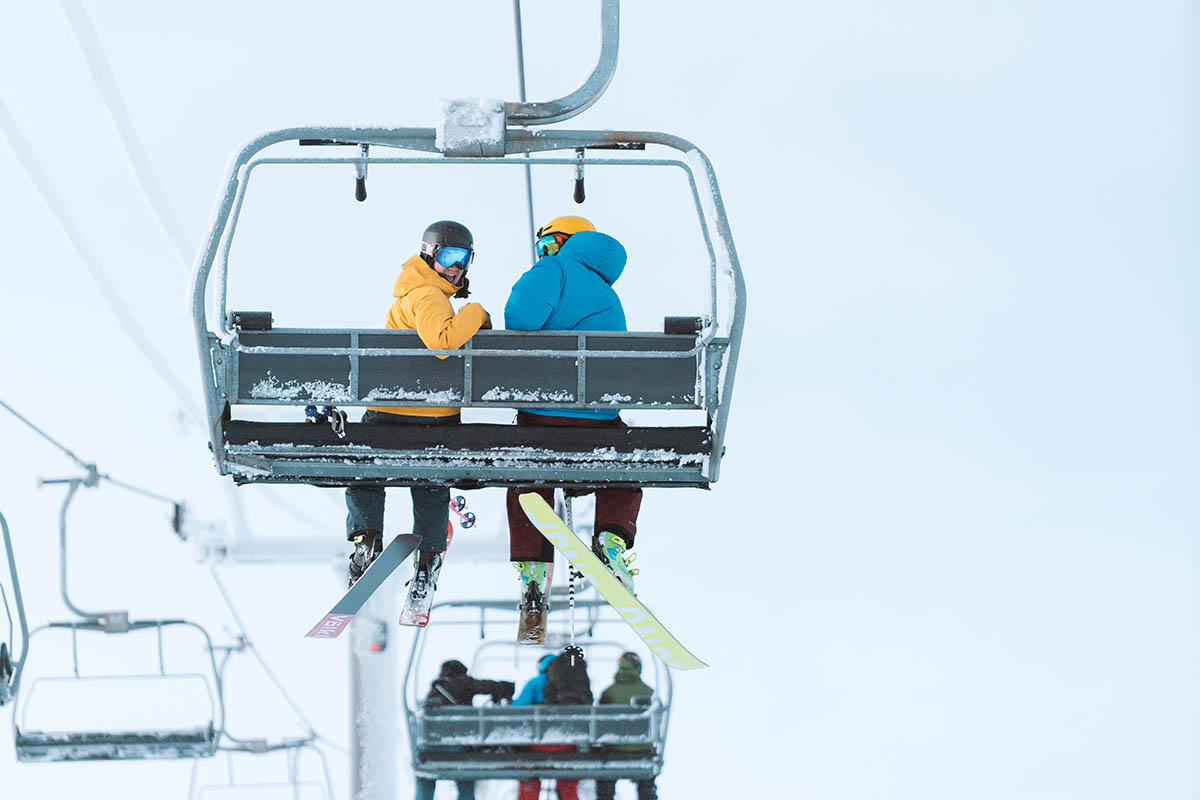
[505,216,643,643]
[512,653,557,706]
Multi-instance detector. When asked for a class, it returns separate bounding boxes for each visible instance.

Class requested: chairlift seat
[412,704,662,780]
[15,724,218,762]
[211,328,726,488]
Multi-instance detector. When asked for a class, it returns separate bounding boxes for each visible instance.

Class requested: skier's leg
[345,482,385,586]
[593,487,642,547]
[411,486,451,554]
[517,779,541,800]
[595,778,617,800]
[636,777,658,800]
[455,778,476,799]
[554,778,580,800]
[592,487,643,592]
[414,777,436,800]
[507,487,556,562]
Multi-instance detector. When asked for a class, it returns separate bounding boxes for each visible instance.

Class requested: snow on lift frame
[11,475,222,762]
[0,510,30,708]
[402,597,672,782]
[188,0,745,490]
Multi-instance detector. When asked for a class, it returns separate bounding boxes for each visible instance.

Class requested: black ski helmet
[421,220,473,252]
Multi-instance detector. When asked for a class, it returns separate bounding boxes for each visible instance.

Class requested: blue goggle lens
[435,246,472,270]
[535,234,565,258]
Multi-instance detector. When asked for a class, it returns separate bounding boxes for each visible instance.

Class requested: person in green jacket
[596,651,657,800]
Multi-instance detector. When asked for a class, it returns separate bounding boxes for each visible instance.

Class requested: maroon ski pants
[507,412,642,563]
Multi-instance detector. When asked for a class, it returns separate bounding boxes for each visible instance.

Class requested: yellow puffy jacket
[369,254,490,418]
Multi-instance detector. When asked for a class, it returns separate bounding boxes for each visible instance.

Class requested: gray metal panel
[584,336,697,405]
[14,726,218,762]
[469,333,577,404]
[235,332,352,403]
[357,331,464,404]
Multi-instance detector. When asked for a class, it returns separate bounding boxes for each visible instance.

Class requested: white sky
[1,1,1197,798]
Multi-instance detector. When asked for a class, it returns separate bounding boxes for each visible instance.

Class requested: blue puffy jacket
[513,654,557,706]
[504,231,628,420]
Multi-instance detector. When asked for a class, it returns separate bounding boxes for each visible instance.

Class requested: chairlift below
[403,598,672,783]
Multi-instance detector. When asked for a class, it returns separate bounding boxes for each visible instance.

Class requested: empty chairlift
[11,476,221,762]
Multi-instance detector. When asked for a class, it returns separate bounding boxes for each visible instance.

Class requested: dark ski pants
[507,412,642,563]
[416,777,474,800]
[344,410,453,553]
[597,777,657,800]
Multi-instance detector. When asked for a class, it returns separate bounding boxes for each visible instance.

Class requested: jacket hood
[439,659,468,678]
[537,654,556,675]
[393,253,461,298]
[613,657,643,683]
[556,230,626,285]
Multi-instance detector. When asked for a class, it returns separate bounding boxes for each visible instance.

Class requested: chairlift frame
[0,511,29,707]
[189,0,745,490]
[401,598,673,782]
[14,619,222,762]
[10,477,223,762]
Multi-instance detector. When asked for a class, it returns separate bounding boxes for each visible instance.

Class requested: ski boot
[592,530,639,594]
[347,529,383,588]
[399,550,444,627]
[514,560,552,645]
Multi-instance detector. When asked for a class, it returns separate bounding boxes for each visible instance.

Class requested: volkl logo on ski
[306,614,352,639]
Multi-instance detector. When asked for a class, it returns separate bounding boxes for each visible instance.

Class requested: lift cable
[57,0,194,268]
[207,566,347,755]
[0,102,202,421]
[0,396,179,509]
[0,398,343,753]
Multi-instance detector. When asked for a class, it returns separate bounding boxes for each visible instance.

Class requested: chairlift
[189,0,745,489]
[14,620,222,762]
[187,743,335,799]
[402,598,672,783]
[11,476,222,762]
[0,510,30,707]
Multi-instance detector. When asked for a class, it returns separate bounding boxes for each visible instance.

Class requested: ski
[518,493,707,671]
[305,533,420,639]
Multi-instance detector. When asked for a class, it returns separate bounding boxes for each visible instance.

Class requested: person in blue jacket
[512,653,557,706]
[505,216,644,644]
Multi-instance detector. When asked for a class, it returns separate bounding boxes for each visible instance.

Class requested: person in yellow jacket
[346,221,490,622]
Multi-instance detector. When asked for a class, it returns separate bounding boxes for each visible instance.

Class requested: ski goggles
[535,232,569,258]
[434,245,472,271]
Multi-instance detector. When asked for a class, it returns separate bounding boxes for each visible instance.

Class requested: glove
[492,680,515,703]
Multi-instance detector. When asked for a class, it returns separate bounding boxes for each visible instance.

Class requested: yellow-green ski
[518,493,707,671]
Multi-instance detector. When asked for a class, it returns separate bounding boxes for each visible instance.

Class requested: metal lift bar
[0,512,29,707]
[505,0,619,126]
[189,130,745,483]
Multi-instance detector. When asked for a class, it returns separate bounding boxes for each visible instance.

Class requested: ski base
[305,534,419,639]
[518,493,707,670]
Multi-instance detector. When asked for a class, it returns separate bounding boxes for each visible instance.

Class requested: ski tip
[305,613,353,639]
